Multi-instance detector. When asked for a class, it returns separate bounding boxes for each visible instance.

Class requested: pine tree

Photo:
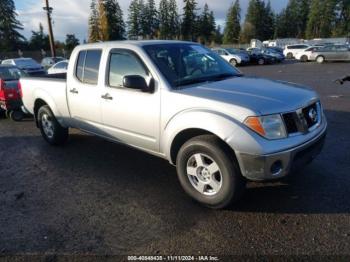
[98,0,109,41]
[159,0,170,39]
[241,0,274,42]
[143,0,159,39]
[275,0,310,38]
[65,34,80,50]
[223,0,241,44]
[103,0,126,40]
[168,0,180,39]
[198,4,215,44]
[181,0,198,41]
[88,0,100,42]
[262,1,275,40]
[0,0,25,51]
[29,23,50,51]
[333,0,350,36]
[128,0,143,39]
[214,25,223,44]
[306,0,337,38]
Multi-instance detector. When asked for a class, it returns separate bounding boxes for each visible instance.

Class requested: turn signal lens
[244,117,266,137]
[244,114,287,139]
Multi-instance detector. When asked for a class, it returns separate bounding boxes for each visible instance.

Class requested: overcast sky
[15,0,288,42]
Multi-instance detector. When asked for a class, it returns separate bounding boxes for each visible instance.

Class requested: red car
[0,65,24,121]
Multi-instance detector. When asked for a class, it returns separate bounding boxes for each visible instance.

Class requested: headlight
[244,114,287,139]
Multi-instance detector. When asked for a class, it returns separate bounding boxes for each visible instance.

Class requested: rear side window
[76,51,86,81]
[75,49,102,85]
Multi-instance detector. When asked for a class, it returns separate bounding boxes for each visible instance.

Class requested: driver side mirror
[123,75,154,93]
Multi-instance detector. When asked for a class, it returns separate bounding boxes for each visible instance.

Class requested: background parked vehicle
[310,45,350,63]
[1,58,46,76]
[261,48,285,62]
[266,46,284,54]
[41,57,65,69]
[0,65,25,121]
[283,44,310,59]
[47,60,69,75]
[295,46,323,62]
[212,47,250,66]
[247,48,276,65]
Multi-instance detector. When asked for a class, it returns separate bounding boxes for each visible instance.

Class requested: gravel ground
[0,61,350,259]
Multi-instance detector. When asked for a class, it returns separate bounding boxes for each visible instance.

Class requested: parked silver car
[310,45,350,63]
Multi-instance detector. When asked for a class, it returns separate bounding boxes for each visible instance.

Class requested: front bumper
[237,123,327,181]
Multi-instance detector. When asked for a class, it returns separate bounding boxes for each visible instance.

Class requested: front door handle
[101,93,113,100]
[70,88,79,94]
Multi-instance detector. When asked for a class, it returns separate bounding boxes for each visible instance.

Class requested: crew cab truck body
[21,41,327,209]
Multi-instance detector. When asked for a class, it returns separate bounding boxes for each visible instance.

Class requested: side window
[55,62,67,69]
[108,51,148,88]
[76,51,86,81]
[84,50,102,84]
[75,49,102,84]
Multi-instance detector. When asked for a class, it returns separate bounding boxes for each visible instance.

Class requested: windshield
[15,59,40,67]
[143,43,242,88]
[0,67,22,81]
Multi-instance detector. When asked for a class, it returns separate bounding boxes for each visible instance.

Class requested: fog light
[271,160,283,176]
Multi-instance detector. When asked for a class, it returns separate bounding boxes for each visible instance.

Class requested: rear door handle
[101,93,113,100]
[70,88,78,94]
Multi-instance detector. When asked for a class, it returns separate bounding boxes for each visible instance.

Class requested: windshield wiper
[175,73,243,87]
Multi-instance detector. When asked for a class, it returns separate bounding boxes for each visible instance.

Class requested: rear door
[67,49,104,133]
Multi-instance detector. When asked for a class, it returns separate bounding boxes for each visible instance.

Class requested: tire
[229,59,237,67]
[257,58,265,65]
[176,135,245,209]
[287,52,293,59]
[301,55,308,62]
[9,110,24,122]
[37,105,68,146]
[316,56,325,64]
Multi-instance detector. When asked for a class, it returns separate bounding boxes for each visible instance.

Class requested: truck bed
[20,74,70,123]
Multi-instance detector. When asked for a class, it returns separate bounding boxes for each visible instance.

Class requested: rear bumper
[0,99,23,111]
[237,123,327,181]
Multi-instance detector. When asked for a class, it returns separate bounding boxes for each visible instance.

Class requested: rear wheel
[301,55,308,62]
[9,110,24,122]
[38,105,68,145]
[287,52,293,59]
[316,56,325,64]
[176,135,245,209]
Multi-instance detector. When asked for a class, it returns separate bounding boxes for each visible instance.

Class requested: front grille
[282,102,321,135]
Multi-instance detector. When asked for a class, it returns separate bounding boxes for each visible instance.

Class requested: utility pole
[43,0,56,57]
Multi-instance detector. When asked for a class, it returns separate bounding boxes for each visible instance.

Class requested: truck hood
[176,76,319,115]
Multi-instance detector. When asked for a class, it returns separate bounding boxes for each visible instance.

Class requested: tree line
[1,0,350,53]
[89,0,350,45]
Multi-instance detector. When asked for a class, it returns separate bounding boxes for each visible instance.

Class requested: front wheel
[176,135,245,209]
[316,56,325,64]
[38,105,68,145]
[229,59,238,67]
[257,58,265,65]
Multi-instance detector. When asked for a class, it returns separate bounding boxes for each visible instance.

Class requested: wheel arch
[163,110,243,165]
[33,98,48,127]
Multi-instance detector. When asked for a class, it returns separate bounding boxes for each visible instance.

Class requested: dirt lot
[1,61,350,259]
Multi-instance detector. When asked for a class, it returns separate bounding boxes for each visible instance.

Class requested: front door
[101,49,160,152]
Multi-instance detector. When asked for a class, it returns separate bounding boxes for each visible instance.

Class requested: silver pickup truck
[21,41,327,209]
